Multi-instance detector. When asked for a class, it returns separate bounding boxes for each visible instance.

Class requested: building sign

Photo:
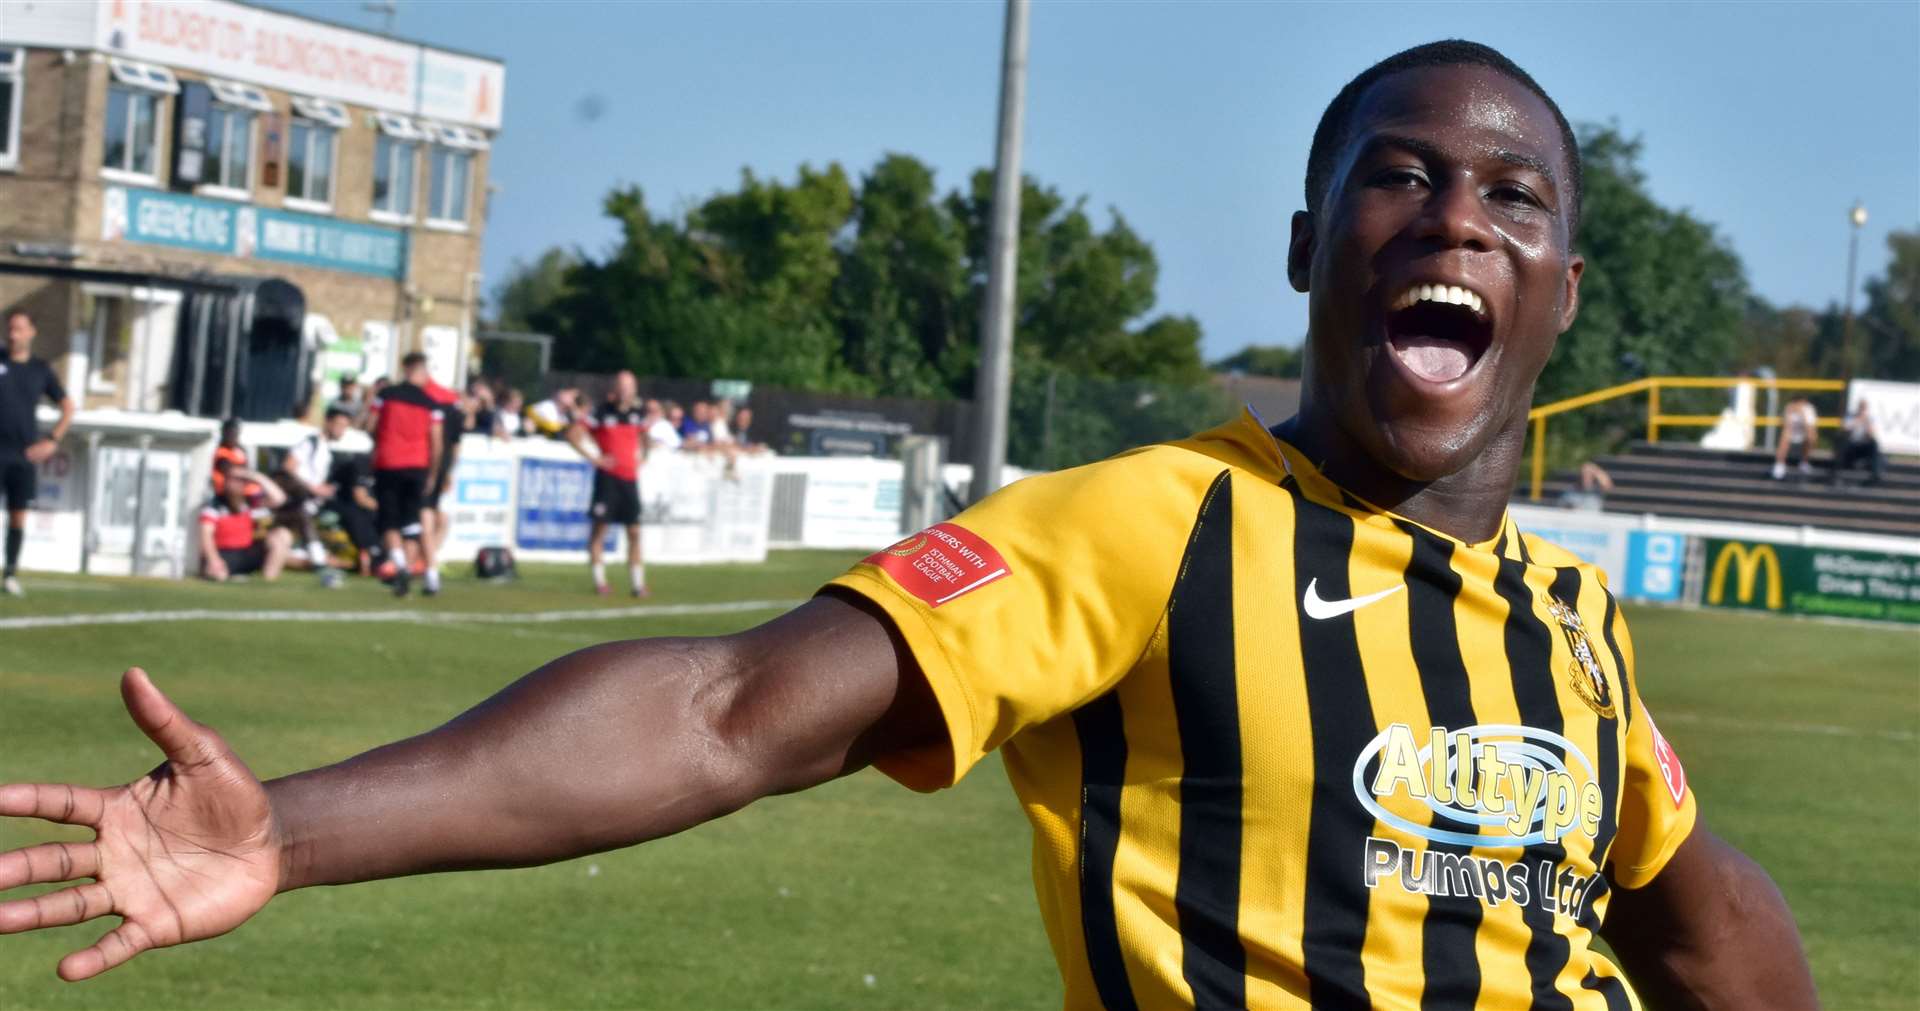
[89,0,503,129]
[1701,539,1920,625]
[103,186,406,278]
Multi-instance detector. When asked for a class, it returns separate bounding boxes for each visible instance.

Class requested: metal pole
[1839,201,1868,386]
[967,0,1030,502]
[1841,214,1861,384]
[129,434,152,577]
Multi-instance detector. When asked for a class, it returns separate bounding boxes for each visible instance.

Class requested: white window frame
[101,59,176,185]
[0,47,22,172]
[371,117,421,224]
[284,117,338,213]
[197,85,260,201]
[425,144,473,231]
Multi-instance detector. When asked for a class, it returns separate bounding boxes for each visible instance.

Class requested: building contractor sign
[93,0,503,129]
[103,186,407,279]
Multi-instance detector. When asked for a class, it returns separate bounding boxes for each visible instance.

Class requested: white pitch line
[1659,710,1917,744]
[0,599,804,632]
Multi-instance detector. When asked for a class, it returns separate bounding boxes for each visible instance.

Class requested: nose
[1413,178,1498,252]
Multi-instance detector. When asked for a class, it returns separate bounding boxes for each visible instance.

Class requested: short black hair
[325,406,353,421]
[401,351,429,369]
[1305,40,1582,240]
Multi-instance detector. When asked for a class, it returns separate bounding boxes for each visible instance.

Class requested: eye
[1371,167,1429,190]
[1490,182,1544,209]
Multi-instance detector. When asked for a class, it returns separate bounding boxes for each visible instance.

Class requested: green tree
[488,248,578,333]
[1540,124,1753,459]
[1855,230,1920,380]
[1212,344,1304,378]
[503,154,1219,465]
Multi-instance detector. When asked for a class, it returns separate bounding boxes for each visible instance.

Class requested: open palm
[0,668,281,980]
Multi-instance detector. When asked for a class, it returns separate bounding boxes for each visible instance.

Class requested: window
[427,147,471,226]
[372,114,422,221]
[199,80,268,198]
[286,119,336,209]
[423,121,489,228]
[102,60,176,181]
[0,48,20,171]
[85,293,131,394]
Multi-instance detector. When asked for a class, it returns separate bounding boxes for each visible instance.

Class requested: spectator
[1771,397,1817,480]
[209,418,257,498]
[327,451,381,576]
[710,398,736,445]
[498,389,526,438]
[276,407,352,588]
[200,461,292,582]
[468,379,506,440]
[528,388,580,438]
[1832,400,1886,487]
[732,406,759,451]
[330,375,367,421]
[678,400,712,446]
[650,402,685,451]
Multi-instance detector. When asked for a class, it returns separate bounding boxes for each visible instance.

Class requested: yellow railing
[1526,376,1847,501]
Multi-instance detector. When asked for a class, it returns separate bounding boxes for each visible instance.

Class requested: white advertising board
[1847,379,1920,457]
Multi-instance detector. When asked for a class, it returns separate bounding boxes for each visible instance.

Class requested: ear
[1287,211,1316,293]
[1557,253,1585,333]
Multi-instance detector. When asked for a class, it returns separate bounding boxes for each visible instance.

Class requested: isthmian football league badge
[1548,596,1616,719]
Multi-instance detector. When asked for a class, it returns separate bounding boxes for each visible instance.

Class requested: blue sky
[280,0,1918,362]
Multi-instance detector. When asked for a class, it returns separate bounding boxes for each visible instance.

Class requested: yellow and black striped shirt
[829,410,1697,1010]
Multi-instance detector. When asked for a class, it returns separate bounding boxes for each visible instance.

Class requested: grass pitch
[1,552,1915,1009]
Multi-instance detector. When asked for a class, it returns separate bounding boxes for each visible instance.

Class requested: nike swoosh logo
[1302,577,1405,620]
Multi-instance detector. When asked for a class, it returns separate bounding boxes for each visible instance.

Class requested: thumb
[120,668,214,767]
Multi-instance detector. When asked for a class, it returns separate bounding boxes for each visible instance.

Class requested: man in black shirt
[1,311,75,597]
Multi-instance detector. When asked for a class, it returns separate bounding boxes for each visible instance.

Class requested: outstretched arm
[1601,824,1819,1010]
[0,592,935,979]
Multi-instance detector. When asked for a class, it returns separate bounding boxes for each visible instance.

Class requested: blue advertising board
[103,186,407,279]
[514,458,615,552]
[1625,531,1686,602]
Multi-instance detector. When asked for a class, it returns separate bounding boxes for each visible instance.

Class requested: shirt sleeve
[822,446,1216,791]
[41,364,67,405]
[1605,613,1699,888]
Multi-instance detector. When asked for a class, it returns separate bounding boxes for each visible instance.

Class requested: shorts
[590,471,642,526]
[219,544,267,576]
[429,458,456,510]
[0,458,34,512]
[374,467,429,536]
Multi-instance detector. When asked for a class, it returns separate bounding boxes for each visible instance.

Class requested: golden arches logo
[1707,542,1783,610]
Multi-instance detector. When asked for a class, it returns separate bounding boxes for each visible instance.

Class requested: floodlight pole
[967,0,1030,502]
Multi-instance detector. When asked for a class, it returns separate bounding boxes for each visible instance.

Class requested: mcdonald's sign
[1698,539,1920,624]
[1706,541,1784,610]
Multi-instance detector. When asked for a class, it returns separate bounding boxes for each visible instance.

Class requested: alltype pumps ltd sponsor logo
[1354,723,1607,919]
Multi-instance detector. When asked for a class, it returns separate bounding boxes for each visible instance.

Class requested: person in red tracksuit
[421,375,465,559]
[366,352,444,597]
[568,370,650,598]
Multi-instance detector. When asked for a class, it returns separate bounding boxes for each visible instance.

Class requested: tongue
[1392,336,1473,383]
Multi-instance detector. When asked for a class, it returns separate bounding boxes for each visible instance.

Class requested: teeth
[1395,284,1485,315]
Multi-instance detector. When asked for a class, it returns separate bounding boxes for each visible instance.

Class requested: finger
[59,920,156,982]
[0,881,114,934]
[0,783,108,828]
[0,841,100,889]
[120,667,215,768]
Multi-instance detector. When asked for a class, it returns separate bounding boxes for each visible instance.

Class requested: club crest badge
[1547,596,1617,719]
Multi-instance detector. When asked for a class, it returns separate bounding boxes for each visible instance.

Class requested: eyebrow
[1359,133,1560,188]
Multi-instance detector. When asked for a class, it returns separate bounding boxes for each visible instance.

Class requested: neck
[1273,403,1526,545]
[7,346,27,362]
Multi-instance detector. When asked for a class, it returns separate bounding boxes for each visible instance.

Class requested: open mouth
[1384,284,1494,384]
